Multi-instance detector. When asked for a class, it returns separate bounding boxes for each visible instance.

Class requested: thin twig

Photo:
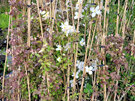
[26,0,31,100]
[116,0,120,36]
[102,0,108,100]
[36,0,44,39]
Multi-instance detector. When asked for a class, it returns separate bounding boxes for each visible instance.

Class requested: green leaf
[35,53,40,57]
[84,89,88,93]
[45,67,50,71]
[86,84,92,89]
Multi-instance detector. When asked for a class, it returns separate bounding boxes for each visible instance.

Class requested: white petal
[90,7,95,12]
[96,10,101,15]
[96,5,99,10]
[75,12,78,15]
[92,13,96,17]
[40,11,46,15]
[89,66,93,70]
[89,71,93,75]
[66,31,69,36]
[65,21,69,25]
[74,16,78,19]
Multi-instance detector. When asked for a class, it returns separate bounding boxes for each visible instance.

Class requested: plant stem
[2,12,11,101]
[70,0,75,27]
[114,69,120,101]
[73,43,78,93]
[88,21,97,60]
[131,30,135,56]
[122,0,128,40]
[36,0,44,39]
[79,21,92,101]
[26,0,31,100]
[102,0,108,100]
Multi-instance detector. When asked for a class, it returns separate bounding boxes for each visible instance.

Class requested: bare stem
[131,30,135,56]
[36,0,44,39]
[122,0,128,40]
[116,0,120,36]
[26,0,31,100]
[102,0,108,100]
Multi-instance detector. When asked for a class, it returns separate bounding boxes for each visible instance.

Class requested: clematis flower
[80,38,85,46]
[60,21,75,36]
[57,57,61,62]
[70,80,74,87]
[40,10,46,15]
[90,5,101,17]
[85,66,93,75]
[76,60,80,67]
[72,71,79,79]
[42,12,50,20]
[74,12,84,19]
[56,45,62,51]
[75,0,83,10]
[63,53,65,56]
[76,61,84,72]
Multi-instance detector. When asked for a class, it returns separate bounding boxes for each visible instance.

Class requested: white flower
[61,21,69,31]
[75,0,82,10]
[46,28,49,31]
[76,61,84,72]
[78,0,83,3]
[40,10,46,15]
[72,71,79,79]
[84,4,88,10]
[90,5,101,17]
[95,35,97,39]
[70,80,74,87]
[85,66,93,75]
[57,57,61,62]
[64,43,71,51]
[56,45,62,51]
[42,12,50,20]
[74,12,84,19]
[60,21,75,36]
[76,60,80,67]
[75,0,84,12]
[75,3,79,10]
[80,38,85,46]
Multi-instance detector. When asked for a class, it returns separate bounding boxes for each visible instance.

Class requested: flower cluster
[76,60,98,75]
[40,10,50,20]
[75,0,83,10]
[56,43,71,63]
[74,0,84,19]
[60,21,75,36]
[56,45,62,51]
[90,6,101,17]
[80,38,85,46]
